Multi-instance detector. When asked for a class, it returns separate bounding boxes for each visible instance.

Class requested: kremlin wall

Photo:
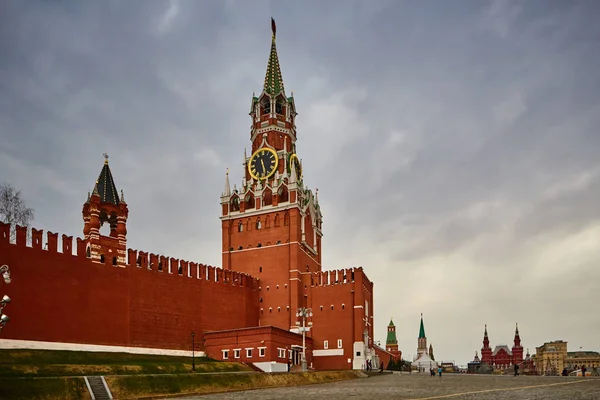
[0,20,400,372]
[0,222,259,351]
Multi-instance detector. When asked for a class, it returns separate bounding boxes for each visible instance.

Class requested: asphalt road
[176,373,600,400]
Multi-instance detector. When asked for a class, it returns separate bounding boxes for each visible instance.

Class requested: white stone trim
[224,241,321,267]
[220,202,296,219]
[258,347,267,357]
[0,339,206,357]
[313,349,344,357]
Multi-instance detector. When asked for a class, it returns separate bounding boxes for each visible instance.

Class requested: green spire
[386,318,397,345]
[419,313,426,339]
[263,18,285,96]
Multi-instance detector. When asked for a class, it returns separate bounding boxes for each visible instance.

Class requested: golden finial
[103,153,109,164]
[226,168,230,175]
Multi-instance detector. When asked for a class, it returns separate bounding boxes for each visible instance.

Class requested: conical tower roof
[386,318,397,345]
[419,313,426,339]
[93,154,120,205]
[263,18,285,96]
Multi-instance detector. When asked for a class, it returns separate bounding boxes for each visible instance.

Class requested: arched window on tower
[275,100,283,114]
[278,186,288,203]
[262,99,270,115]
[263,188,273,206]
[238,222,244,232]
[284,212,289,227]
[230,196,240,212]
[256,218,262,230]
[274,214,280,227]
[245,193,255,210]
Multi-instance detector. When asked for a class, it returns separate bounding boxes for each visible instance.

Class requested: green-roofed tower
[417,313,429,360]
[385,319,402,360]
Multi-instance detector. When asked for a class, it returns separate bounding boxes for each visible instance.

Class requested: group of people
[364,359,385,373]
[429,367,443,377]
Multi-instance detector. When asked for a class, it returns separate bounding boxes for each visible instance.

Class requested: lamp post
[296,307,313,372]
[0,265,11,332]
[191,331,196,372]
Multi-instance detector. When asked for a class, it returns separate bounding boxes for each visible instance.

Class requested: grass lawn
[0,349,361,399]
[0,349,251,377]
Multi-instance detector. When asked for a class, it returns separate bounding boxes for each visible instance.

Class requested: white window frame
[246,348,253,358]
[234,349,241,359]
[324,340,329,349]
[222,350,229,359]
[258,347,267,357]
[278,348,286,358]
[337,339,343,349]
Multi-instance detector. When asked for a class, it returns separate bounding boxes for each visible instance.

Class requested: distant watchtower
[82,154,128,266]
[417,313,428,359]
[386,319,399,353]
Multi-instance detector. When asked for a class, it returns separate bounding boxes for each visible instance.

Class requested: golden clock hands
[261,159,267,175]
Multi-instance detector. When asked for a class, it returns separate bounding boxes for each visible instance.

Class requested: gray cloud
[1,0,599,365]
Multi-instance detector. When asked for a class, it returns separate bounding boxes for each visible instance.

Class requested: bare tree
[0,183,35,242]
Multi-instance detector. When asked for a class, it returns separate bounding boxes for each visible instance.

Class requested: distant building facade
[533,340,600,376]
[480,323,525,369]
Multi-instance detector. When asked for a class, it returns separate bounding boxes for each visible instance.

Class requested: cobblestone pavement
[177,373,600,400]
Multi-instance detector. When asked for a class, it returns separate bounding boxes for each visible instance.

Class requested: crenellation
[138,251,149,269]
[0,222,9,243]
[180,260,189,276]
[168,258,178,274]
[127,249,137,267]
[76,237,86,256]
[47,231,59,252]
[159,255,168,272]
[62,234,73,255]
[149,253,159,270]
[32,228,43,249]
[15,225,27,246]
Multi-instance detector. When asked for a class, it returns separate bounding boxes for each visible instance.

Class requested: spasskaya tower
[219,18,323,331]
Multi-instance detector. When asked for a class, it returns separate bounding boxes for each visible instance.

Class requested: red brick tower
[481,324,492,364]
[220,19,323,331]
[82,154,128,266]
[512,322,524,363]
[386,319,399,354]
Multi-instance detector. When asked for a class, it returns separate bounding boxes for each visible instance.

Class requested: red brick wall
[0,223,259,351]
[307,268,374,370]
[203,326,312,366]
[222,207,322,332]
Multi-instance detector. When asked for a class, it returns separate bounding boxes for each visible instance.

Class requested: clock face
[248,148,278,180]
[289,153,302,179]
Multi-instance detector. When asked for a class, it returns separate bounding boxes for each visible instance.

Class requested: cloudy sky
[1,0,599,365]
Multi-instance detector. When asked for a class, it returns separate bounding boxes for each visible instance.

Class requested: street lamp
[296,307,313,372]
[0,265,10,284]
[0,265,10,332]
[191,331,196,372]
